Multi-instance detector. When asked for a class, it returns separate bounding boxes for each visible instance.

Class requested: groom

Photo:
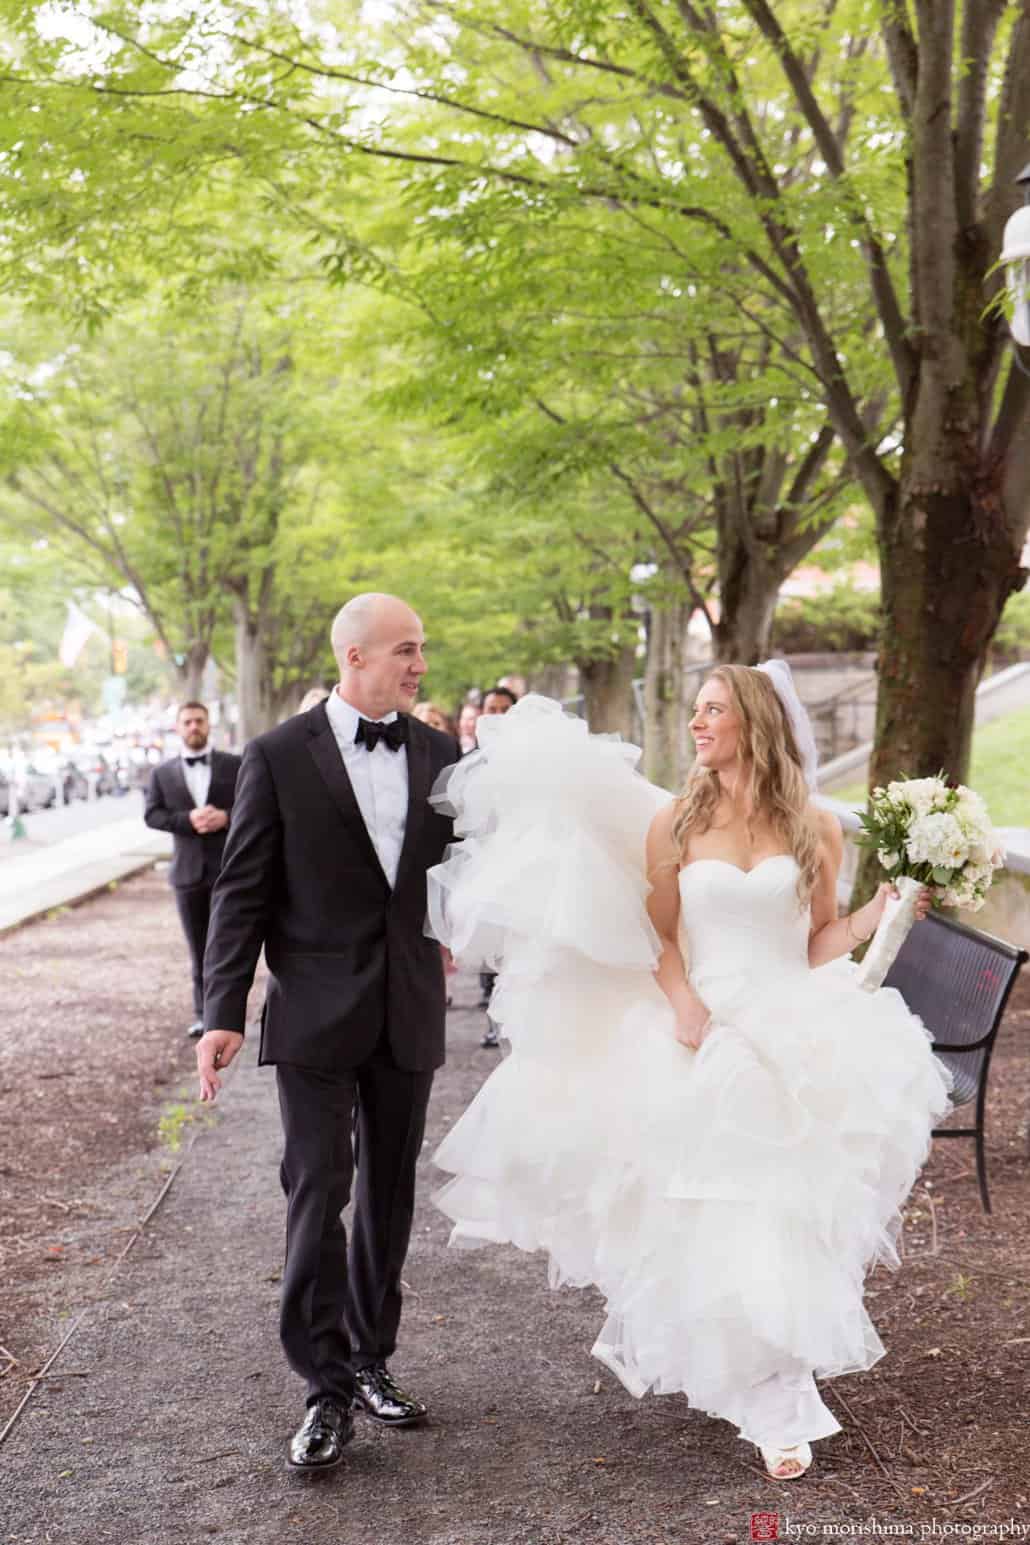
[196,593,459,1471]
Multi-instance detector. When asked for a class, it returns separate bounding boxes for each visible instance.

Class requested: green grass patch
[828,704,1030,826]
[157,1088,215,1153]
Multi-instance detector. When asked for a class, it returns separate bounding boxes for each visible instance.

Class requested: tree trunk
[233,597,276,743]
[643,598,693,788]
[577,641,637,737]
[711,544,781,664]
[855,463,1026,900]
[269,681,306,724]
[174,642,209,703]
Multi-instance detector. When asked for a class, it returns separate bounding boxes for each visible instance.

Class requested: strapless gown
[427,696,953,1447]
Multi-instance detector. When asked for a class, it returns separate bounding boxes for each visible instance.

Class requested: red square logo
[750,1515,780,1543]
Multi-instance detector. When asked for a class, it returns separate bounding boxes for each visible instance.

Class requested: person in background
[496,673,528,702]
[476,684,519,1046]
[144,702,241,1039]
[480,686,518,718]
[298,686,331,713]
[413,701,456,738]
[457,700,481,755]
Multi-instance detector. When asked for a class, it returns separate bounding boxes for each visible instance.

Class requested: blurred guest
[144,702,241,1040]
[497,673,527,701]
[298,686,331,714]
[413,701,456,737]
[476,685,519,1046]
[457,701,481,755]
[480,686,518,717]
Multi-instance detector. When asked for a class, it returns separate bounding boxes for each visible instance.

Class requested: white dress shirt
[325,689,409,888]
[180,744,212,807]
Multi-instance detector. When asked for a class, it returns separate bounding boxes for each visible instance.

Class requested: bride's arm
[645,805,711,1049]
[806,809,921,966]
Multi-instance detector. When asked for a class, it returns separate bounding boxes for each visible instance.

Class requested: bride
[426,662,952,1480]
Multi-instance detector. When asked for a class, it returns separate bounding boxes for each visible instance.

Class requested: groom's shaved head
[331,592,418,658]
[330,593,427,719]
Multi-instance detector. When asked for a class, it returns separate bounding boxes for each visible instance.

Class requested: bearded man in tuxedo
[144,701,241,1039]
[196,594,460,1472]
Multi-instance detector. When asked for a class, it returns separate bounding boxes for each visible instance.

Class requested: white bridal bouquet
[854,774,1003,991]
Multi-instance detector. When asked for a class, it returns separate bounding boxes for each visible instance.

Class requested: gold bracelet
[845,912,873,946]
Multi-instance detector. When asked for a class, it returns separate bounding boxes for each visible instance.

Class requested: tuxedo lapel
[208,752,235,809]
[306,710,389,884]
[394,718,430,894]
[165,758,193,809]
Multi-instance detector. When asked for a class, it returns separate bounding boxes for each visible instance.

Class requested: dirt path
[2,871,1030,1544]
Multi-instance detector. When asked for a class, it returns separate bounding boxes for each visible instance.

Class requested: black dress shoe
[187,1021,204,1039]
[288,1397,354,1471]
[353,1364,428,1426]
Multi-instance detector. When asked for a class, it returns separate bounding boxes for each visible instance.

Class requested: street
[1,786,146,861]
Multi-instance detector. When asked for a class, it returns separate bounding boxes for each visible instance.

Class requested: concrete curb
[0,850,165,937]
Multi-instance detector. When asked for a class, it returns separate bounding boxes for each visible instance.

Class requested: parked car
[68,750,118,797]
[14,764,58,812]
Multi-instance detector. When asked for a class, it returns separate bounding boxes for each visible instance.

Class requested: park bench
[883,910,1027,1214]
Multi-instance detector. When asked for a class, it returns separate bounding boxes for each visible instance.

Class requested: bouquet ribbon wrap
[857,876,923,993]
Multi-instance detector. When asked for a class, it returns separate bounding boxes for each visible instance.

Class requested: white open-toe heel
[758,1441,812,1480]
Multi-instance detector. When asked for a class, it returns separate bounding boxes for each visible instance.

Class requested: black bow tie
[354,717,408,753]
[184,754,210,767]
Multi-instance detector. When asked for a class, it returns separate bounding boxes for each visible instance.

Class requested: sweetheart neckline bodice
[679,853,797,881]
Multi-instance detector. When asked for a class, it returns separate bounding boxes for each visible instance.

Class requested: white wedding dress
[427,696,953,1447]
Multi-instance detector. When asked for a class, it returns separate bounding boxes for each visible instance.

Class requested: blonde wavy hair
[671,665,821,901]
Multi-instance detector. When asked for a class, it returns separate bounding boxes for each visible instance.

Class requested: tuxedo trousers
[173,883,213,1018]
[275,1039,434,1406]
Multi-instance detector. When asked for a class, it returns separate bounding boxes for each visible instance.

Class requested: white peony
[906,810,969,869]
[888,776,948,819]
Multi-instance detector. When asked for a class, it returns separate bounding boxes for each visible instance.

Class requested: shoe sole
[352,1401,428,1428]
[287,1452,346,1472]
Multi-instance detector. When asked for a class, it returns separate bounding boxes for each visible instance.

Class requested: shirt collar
[181,743,211,760]
[326,687,398,744]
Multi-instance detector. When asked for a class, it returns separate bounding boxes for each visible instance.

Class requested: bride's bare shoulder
[808,802,844,862]
[646,799,681,866]
[647,799,679,841]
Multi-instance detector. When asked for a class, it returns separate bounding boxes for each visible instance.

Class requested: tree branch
[880,0,919,120]
[910,0,958,347]
[212,31,584,147]
[740,0,916,400]
[954,0,1006,232]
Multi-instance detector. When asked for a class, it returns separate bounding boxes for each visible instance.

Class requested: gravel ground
[2,870,1030,1545]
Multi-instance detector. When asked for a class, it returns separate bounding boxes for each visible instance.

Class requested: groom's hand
[197,1030,244,1103]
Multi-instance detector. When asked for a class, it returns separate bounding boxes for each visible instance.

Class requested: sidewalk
[0,996,767,1545]
[0,813,171,934]
[2,874,1027,1542]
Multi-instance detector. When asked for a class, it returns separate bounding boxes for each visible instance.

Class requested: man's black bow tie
[354,717,408,753]
[184,754,210,767]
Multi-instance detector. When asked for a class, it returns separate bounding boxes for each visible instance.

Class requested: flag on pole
[59,602,98,668]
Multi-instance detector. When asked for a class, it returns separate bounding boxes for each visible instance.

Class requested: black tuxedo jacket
[144,751,242,889]
[202,703,460,1073]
